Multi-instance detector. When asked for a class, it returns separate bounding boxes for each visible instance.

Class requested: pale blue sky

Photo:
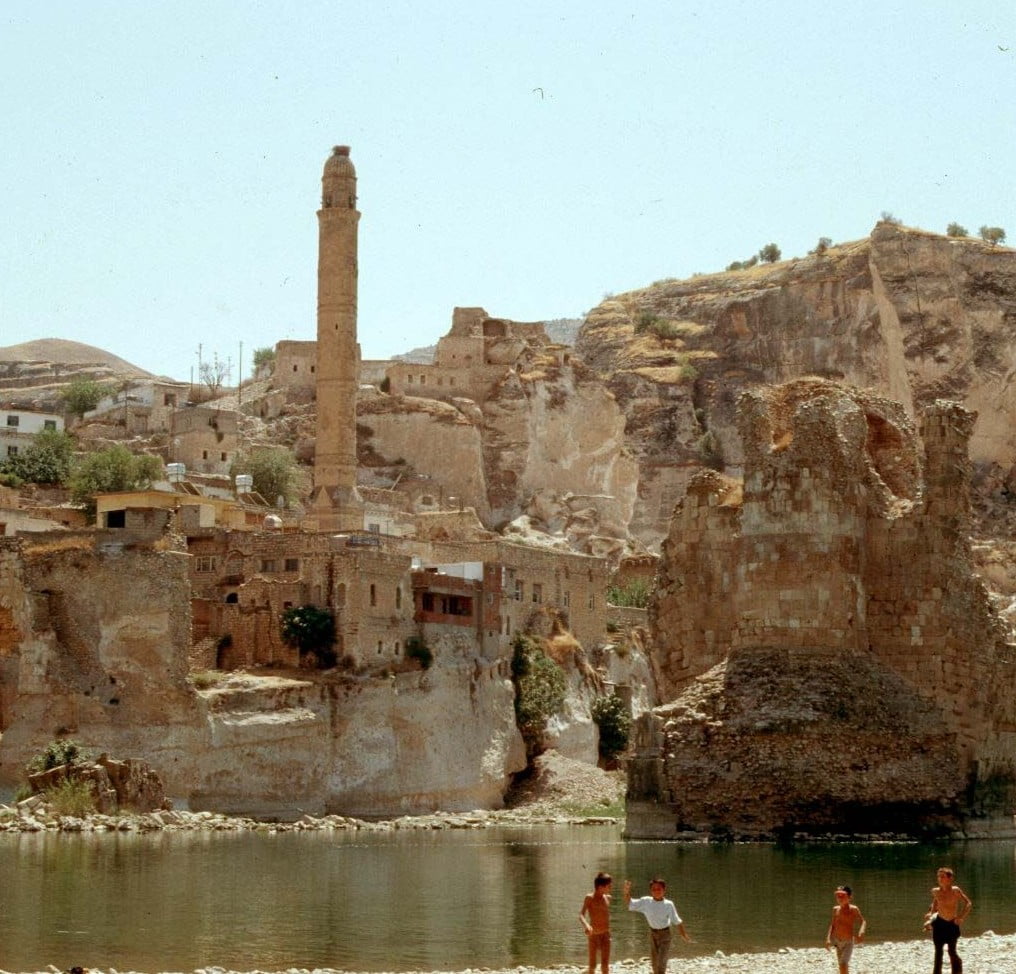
[2,1,1013,381]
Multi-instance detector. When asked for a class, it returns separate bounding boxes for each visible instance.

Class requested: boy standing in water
[579,871,613,974]
[824,884,866,974]
[623,877,691,974]
[925,866,972,974]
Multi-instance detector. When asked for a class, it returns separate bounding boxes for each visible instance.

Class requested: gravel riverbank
[3,933,1016,974]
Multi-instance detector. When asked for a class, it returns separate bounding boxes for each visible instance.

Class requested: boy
[824,884,866,974]
[924,866,972,974]
[623,877,691,974]
[579,871,613,974]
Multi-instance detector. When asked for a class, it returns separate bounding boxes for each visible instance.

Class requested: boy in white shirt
[623,878,692,974]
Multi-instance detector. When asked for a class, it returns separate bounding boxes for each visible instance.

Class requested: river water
[1,826,1015,972]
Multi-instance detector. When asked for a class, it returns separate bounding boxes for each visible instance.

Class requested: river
[2,826,1015,972]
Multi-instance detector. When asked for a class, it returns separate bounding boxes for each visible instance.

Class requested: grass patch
[44,778,97,817]
[189,670,227,689]
[559,796,625,819]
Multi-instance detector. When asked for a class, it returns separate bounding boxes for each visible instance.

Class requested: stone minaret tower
[311,145,363,531]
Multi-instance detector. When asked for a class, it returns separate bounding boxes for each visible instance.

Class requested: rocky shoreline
[0,797,620,834]
[3,933,1016,974]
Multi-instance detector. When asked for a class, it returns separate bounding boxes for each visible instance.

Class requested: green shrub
[758,243,782,264]
[406,636,433,670]
[591,693,632,761]
[0,429,74,486]
[281,605,336,668]
[45,778,97,817]
[511,634,566,759]
[606,579,651,608]
[26,739,87,775]
[946,222,968,238]
[634,311,660,334]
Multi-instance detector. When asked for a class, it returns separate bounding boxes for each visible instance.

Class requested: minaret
[311,145,363,531]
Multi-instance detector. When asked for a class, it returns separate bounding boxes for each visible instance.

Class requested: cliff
[577,224,1016,548]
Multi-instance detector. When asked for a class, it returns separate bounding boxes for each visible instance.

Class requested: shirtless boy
[824,885,866,974]
[579,871,613,974]
[924,867,972,974]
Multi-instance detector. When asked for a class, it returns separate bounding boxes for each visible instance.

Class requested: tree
[230,447,299,506]
[591,693,632,762]
[252,346,276,371]
[946,222,969,238]
[812,237,832,255]
[879,211,902,226]
[511,633,566,760]
[0,429,74,485]
[69,445,162,520]
[199,352,232,397]
[281,605,336,668]
[979,226,1006,246]
[758,243,781,263]
[61,378,111,419]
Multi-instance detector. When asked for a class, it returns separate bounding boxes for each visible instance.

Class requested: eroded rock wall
[578,226,1016,548]
[632,381,1016,838]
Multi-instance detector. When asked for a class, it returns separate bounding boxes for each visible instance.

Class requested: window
[449,377,455,386]
[195,556,217,573]
[370,583,376,607]
[284,558,299,572]
[260,558,278,573]
[220,452,227,461]
[293,365,298,372]
[6,446,17,457]
[420,374,426,385]
[407,374,414,384]
[532,583,543,604]
[44,420,57,430]
[514,580,523,601]
[394,641,401,655]
[164,394,176,407]
[588,594,595,610]
[5,415,18,427]
[563,590,570,608]
[368,522,380,533]
[377,641,383,655]
[395,587,402,610]
[105,510,126,528]
[202,450,208,460]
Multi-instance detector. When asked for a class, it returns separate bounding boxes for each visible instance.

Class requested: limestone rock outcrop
[577,225,1016,548]
[627,380,1016,839]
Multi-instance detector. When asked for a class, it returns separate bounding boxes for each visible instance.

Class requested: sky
[2,1,1014,382]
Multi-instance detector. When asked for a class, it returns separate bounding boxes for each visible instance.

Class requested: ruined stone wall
[649,472,739,692]
[637,382,1016,836]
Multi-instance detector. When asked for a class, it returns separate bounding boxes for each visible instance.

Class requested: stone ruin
[628,378,1016,839]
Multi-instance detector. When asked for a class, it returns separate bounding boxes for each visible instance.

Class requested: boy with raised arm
[623,877,691,974]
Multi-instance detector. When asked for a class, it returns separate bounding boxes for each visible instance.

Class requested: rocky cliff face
[577,225,1016,548]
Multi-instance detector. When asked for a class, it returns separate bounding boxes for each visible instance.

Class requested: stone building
[387,307,562,405]
[85,380,190,433]
[628,379,1016,838]
[168,405,240,475]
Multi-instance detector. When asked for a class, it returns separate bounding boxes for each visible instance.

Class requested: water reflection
[1,828,1014,972]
